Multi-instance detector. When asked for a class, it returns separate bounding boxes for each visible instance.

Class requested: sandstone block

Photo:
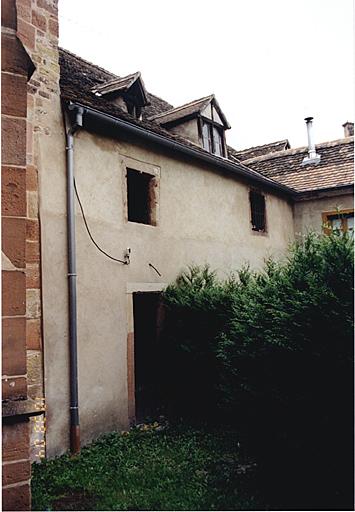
[2,483,31,511]
[2,376,27,400]
[26,318,41,349]
[32,9,46,31]
[1,166,26,216]
[2,421,30,462]
[26,264,40,289]
[2,217,26,268]
[16,0,32,22]
[27,350,42,386]
[1,0,17,29]
[2,270,26,316]
[26,288,41,318]
[1,116,26,166]
[1,72,27,117]
[2,317,26,375]
[2,460,30,486]
[17,18,36,51]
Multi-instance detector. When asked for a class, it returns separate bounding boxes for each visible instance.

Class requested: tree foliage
[161,232,354,509]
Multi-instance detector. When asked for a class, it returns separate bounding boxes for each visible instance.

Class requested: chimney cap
[342,121,354,138]
[304,116,314,122]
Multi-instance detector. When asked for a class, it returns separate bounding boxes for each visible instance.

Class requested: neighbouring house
[2,1,353,510]
[229,123,354,235]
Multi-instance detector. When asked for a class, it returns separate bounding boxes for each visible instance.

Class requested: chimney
[301,117,321,166]
[342,121,354,138]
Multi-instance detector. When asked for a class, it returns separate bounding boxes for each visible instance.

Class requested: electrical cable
[74,179,127,264]
[149,262,162,277]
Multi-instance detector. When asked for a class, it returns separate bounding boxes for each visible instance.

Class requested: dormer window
[148,94,230,156]
[199,99,228,157]
[92,72,149,119]
[127,103,142,120]
[202,121,224,156]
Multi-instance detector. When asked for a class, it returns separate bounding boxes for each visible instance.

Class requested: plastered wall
[294,193,353,235]
[40,126,295,457]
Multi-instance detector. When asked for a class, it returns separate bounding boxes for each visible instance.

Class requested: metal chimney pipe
[302,117,321,165]
[305,117,316,159]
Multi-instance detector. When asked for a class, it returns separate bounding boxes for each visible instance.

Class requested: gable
[92,72,149,108]
[149,94,230,129]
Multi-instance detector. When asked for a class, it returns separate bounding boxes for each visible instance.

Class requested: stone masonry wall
[2,0,35,508]
[15,0,60,460]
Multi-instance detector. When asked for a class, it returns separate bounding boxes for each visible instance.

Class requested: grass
[31,423,263,511]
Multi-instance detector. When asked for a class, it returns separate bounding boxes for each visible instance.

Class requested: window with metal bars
[249,191,266,232]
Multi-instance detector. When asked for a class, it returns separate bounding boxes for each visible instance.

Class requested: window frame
[127,168,155,225]
[198,115,227,157]
[249,189,267,234]
[122,156,160,227]
[322,208,354,234]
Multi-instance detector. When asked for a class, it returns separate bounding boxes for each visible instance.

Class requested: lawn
[31,423,262,511]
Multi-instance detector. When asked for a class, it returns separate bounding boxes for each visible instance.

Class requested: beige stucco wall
[294,193,354,235]
[169,119,200,145]
[40,122,295,457]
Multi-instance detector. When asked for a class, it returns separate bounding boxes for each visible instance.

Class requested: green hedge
[160,232,354,509]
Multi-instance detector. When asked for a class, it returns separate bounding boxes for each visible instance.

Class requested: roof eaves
[66,100,297,198]
[296,183,354,199]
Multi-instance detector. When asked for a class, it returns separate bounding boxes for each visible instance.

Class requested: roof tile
[242,138,354,192]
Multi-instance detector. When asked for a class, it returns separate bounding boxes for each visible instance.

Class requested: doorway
[133,292,162,423]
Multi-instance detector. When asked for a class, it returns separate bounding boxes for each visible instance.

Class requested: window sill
[251,229,268,237]
[127,220,157,228]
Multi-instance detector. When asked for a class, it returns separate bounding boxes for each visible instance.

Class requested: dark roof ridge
[234,139,290,153]
[243,136,354,164]
[148,94,214,120]
[93,71,141,91]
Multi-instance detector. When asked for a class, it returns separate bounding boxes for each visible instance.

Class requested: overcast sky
[59,0,353,150]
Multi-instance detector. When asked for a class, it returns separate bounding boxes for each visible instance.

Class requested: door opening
[133,291,162,423]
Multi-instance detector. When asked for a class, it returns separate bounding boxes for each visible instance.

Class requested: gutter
[67,102,297,199]
[296,184,354,201]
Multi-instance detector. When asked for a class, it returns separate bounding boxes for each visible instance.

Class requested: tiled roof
[228,140,291,162]
[92,72,142,95]
[243,138,354,192]
[148,95,213,124]
[59,48,173,120]
[59,48,194,142]
[59,48,352,196]
[148,94,230,128]
[59,48,287,193]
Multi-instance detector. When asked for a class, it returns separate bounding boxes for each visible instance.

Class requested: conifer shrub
[161,232,354,509]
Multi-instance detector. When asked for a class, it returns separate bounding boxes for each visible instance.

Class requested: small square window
[127,168,156,225]
[322,210,354,234]
[250,191,266,232]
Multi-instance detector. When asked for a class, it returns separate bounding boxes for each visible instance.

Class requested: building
[229,124,354,234]
[42,49,355,457]
[1,0,353,509]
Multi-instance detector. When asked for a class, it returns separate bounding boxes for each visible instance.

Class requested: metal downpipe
[65,107,83,454]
